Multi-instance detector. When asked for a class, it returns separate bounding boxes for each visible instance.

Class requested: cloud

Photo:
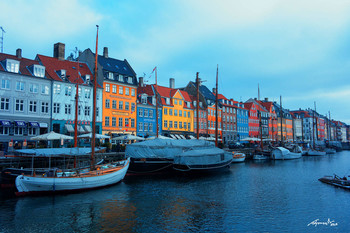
[0,0,102,43]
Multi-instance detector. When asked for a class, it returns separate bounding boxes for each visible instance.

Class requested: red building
[244,102,259,138]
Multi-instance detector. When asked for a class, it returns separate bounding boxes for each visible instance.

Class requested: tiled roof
[97,55,136,77]
[217,94,227,100]
[0,52,42,77]
[37,54,93,85]
[290,110,312,118]
[138,85,155,96]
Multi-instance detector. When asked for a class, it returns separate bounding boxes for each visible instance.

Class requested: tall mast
[258,84,263,150]
[74,55,80,148]
[155,67,159,138]
[312,107,315,149]
[328,111,332,141]
[215,65,219,147]
[196,72,200,139]
[280,96,284,145]
[314,102,318,141]
[91,25,99,170]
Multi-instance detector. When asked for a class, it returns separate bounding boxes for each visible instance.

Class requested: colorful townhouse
[136,82,162,137]
[207,88,222,139]
[157,79,194,138]
[0,49,51,152]
[259,98,278,141]
[273,102,293,142]
[290,112,303,142]
[191,95,207,137]
[236,102,249,141]
[244,101,259,138]
[318,117,325,141]
[37,43,103,145]
[218,94,238,143]
[246,98,269,139]
[290,110,314,142]
[79,47,138,136]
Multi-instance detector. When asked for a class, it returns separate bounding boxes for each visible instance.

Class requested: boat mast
[314,102,319,141]
[196,72,200,139]
[215,65,219,147]
[74,57,80,148]
[155,67,158,138]
[91,25,99,170]
[258,84,263,150]
[312,107,315,149]
[328,111,332,141]
[280,95,283,146]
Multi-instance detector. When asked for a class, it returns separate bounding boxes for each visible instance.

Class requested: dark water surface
[1,151,350,232]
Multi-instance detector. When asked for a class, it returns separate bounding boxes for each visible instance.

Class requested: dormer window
[58,70,66,80]
[166,98,170,105]
[141,94,147,104]
[193,101,197,107]
[108,72,113,80]
[33,65,45,78]
[6,59,20,73]
[187,102,190,108]
[199,102,203,107]
[118,75,123,82]
[85,75,90,84]
[127,77,132,84]
[152,97,156,105]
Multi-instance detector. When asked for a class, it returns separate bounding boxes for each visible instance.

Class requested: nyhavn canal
[1,151,350,232]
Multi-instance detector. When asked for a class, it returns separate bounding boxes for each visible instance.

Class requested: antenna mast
[0,27,5,53]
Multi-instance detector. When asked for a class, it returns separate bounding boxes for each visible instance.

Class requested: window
[119,101,123,110]
[41,102,49,113]
[84,106,90,116]
[14,127,23,136]
[28,127,38,136]
[41,84,49,95]
[179,100,182,105]
[125,102,129,110]
[0,98,10,110]
[179,110,182,117]
[78,106,81,115]
[174,99,178,105]
[125,88,129,95]
[1,79,10,89]
[65,104,71,114]
[85,89,91,99]
[141,96,147,104]
[138,109,143,117]
[125,118,129,127]
[118,75,123,82]
[169,109,173,115]
[144,109,148,117]
[112,100,117,109]
[131,89,135,96]
[149,123,153,132]
[0,125,9,135]
[187,102,190,108]
[149,110,153,118]
[53,84,61,94]
[144,123,148,132]
[174,121,178,128]
[164,120,168,128]
[65,86,72,96]
[112,85,117,93]
[29,100,37,113]
[179,122,182,129]
[169,121,173,128]
[188,112,191,118]
[108,72,113,80]
[16,81,24,91]
[105,99,110,108]
[119,86,123,95]
[15,99,24,112]
[105,84,110,92]
[138,122,143,131]
[112,117,116,127]
[164,108,168,115]
[119,118,123,127]
[6,59,20,73]
[184,111,187,117]
[96,107,99,117]
[166,98,170,105]
[188,123,191,130]
[131,103,136,112]
[131,119,135,128]
[174,110,177,116]
[128,77,133,83]
[184,122,187,129]
[105,117,110,126]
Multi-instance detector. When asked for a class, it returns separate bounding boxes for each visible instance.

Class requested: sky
[1,0,350,124]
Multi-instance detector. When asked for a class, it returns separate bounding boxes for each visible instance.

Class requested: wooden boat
[319,174,350,190]
[253,154,270,160]
[231,152,246,163]
[325,148,336,154]
[307,149,326,156]
[15,158,129,196]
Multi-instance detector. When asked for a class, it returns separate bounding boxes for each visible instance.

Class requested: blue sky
[1,0,350,123]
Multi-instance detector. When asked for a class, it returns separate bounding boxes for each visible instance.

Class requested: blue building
[136,83,162,137]
[236,102,249,142]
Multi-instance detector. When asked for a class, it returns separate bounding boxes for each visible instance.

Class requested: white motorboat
[307,149,326,156]
[15,158,130,196]
[231,152,246,163]
[271,147,302,160]
[253,154,270,160]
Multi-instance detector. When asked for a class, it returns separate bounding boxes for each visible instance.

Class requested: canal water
[1,151,349,232]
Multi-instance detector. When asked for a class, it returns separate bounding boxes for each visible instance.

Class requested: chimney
[139,77,144,87]
[103,47,108,58]
[170,78,175,89]
[16,49,22,59]
[212,88,216,94]
[54,42,65,61]
[264,97,268,101]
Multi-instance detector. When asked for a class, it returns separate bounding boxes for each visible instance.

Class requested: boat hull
[253,154,270,160]
[272,147,302,160]
[127,158,174,175]
[231,153,246,163]
[15,158,130,196]
[306,150,326,156]
[319,176,350,190]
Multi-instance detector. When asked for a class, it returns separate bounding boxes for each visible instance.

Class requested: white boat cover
[174,147,232,166]
[125,139,214,159]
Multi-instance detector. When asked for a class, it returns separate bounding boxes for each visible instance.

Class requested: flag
[152,66,157,72]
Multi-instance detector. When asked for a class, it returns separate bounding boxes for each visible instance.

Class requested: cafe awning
[65,124,74,133]
[0,120,11,126]
[28,121,40,127]
[15,120,26,127]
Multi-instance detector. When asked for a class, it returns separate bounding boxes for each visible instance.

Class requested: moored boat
[307,149,326,156]
[253,154,270,160]
[325,148,336,154]
[319,174,350,190]
[271,147,302,160]
[231,152,246,163]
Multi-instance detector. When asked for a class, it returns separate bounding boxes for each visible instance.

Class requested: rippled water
[1,151,350,232]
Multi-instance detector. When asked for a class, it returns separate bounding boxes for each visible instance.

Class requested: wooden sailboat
[15,26,130,196]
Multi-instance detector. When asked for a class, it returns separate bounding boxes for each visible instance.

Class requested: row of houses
[0,43,349,152]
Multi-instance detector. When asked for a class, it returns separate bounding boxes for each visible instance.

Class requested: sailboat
[15,26,130,196]
[306,102,326,156]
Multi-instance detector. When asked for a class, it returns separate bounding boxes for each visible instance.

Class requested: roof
[138,85,155,96]
[97,55,136,77]
[37,54,94,86]
[290,110,312,118]
[153,84,194,108]
[0,52,42,77]
[189,82,216,101]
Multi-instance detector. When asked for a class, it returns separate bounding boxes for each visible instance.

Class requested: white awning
[179,135,186,139]
[78,125,85,133]
[170,134,177,139]
[189,135,196,139]
[84,125,92,132]
[65,124,74,133]
[39,122,48,128]
[175,135,182,139]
